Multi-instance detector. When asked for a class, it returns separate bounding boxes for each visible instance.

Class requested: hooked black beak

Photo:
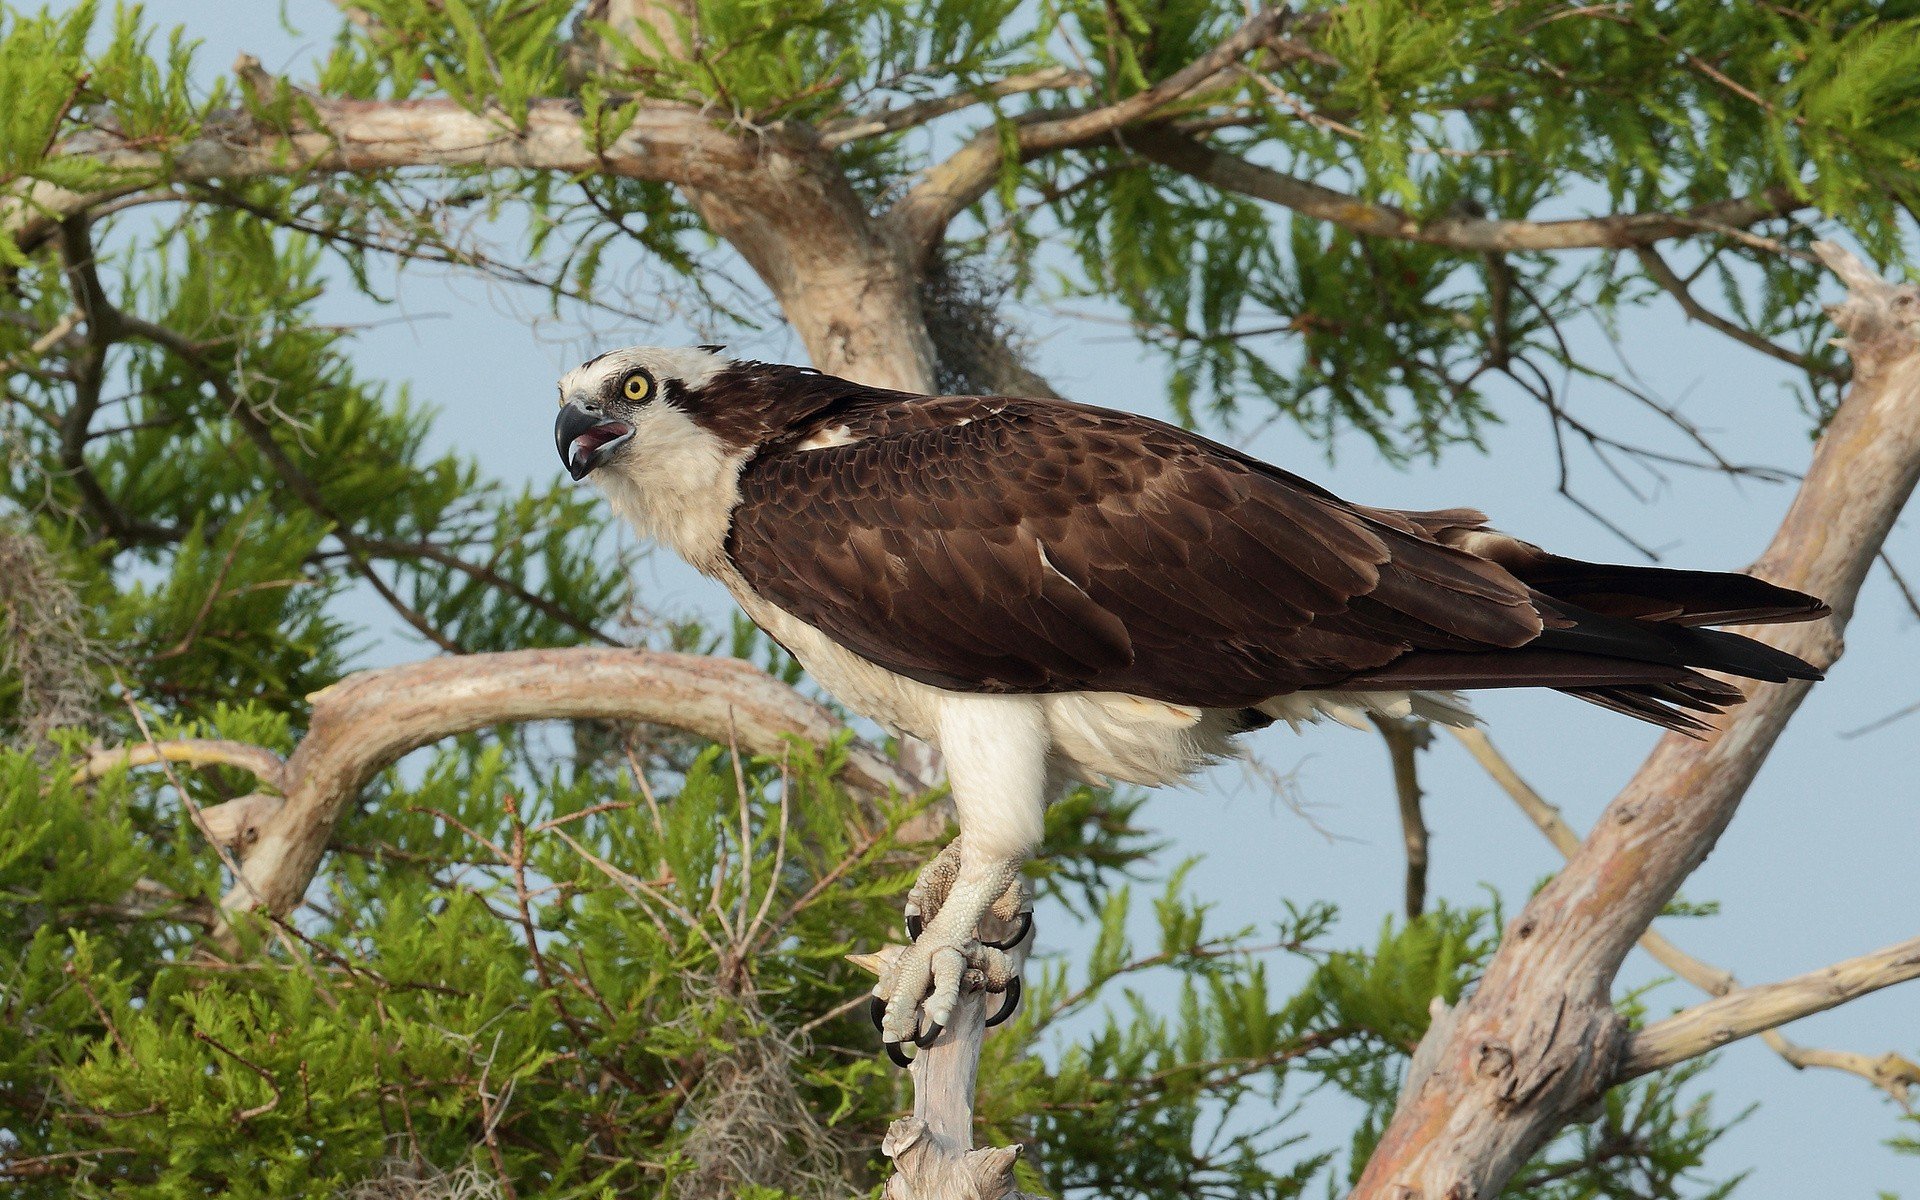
[555,401,635,481]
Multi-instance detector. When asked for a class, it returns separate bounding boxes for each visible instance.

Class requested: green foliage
[1,189,627,730]
[1,731,1748,1196]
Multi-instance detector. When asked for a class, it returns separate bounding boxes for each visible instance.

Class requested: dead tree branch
[852,914,1038,1200]
[1451,724,1920,1106]
[1355,243,1920,1197]
[1624,937,1920,1078]
[118,648,924,925]
[71,738,289,792]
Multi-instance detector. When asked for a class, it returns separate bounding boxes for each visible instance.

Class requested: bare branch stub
[857,915,1039,1200]
[1354,244,1920,1198]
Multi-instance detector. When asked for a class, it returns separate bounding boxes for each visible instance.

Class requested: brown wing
[725,396,1543,708]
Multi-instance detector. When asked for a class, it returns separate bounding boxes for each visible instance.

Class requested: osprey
[554,346,1827,1063]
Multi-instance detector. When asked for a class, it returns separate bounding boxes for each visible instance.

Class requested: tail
[1343,515,1830,733]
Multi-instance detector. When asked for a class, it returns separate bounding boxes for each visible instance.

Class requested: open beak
[555,401,635,481]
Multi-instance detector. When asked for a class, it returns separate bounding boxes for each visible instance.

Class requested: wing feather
[727,395,1540,705]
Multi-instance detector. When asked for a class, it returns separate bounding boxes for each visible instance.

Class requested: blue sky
[142,3,1920,1193]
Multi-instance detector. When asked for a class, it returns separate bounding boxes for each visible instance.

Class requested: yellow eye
[621,372,651,402]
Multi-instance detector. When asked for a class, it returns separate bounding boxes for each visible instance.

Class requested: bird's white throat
[594,400,749,574]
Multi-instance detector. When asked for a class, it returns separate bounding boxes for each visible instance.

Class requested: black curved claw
[984,975,1022,1028]
[868,995,887,1033]
[911,1020,944,1047]
[982,911,1033,951]
[905,911,924,941]
[884,1039,915,1068]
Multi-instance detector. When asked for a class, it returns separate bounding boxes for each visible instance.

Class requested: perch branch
[1355,243,1920,1197]
[852,915,1039,1200]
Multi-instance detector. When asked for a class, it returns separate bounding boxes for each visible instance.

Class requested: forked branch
[1356,243,1920,1197]
[1452,724,1920,1106]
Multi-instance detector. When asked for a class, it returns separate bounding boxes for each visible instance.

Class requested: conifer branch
[1129,127,1805,253]
[818,66,1093,148]
[885,6,1296,257]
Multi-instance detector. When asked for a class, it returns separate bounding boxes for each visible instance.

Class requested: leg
[873,695,1048,1048]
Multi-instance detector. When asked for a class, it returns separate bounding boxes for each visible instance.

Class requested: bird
[553,345,1828,1064]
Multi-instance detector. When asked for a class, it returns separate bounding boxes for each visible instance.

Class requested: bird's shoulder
[742,391,1308,509]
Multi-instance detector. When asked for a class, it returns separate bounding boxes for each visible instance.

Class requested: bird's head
[553,344,733,482]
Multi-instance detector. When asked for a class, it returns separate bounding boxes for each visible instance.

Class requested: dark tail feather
[1359,518,1832,732]
[1529,600,1825,684]
[1515,557,1830,628]
[1337,570,1827,734]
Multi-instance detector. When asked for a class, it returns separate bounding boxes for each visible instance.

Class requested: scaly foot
[868,939,1022,1065]
[904,838,1034,950]
[873,842,1033,1065]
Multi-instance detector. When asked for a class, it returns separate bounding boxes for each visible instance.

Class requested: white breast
[714,566,1254,789]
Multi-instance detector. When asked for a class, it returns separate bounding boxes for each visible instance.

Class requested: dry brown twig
[1370,714,1431,921]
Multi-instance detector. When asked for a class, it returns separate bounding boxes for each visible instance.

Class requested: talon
[868,994,887,1032]
[905,911,924,940]
[982,911,1032,951]
[884,1039,915,1068]
[985,976,1022,1028]
[912,1020,944,1048]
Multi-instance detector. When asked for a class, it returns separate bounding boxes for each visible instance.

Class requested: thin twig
[191,1027,283,1122]
[1370,715,1431,920]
